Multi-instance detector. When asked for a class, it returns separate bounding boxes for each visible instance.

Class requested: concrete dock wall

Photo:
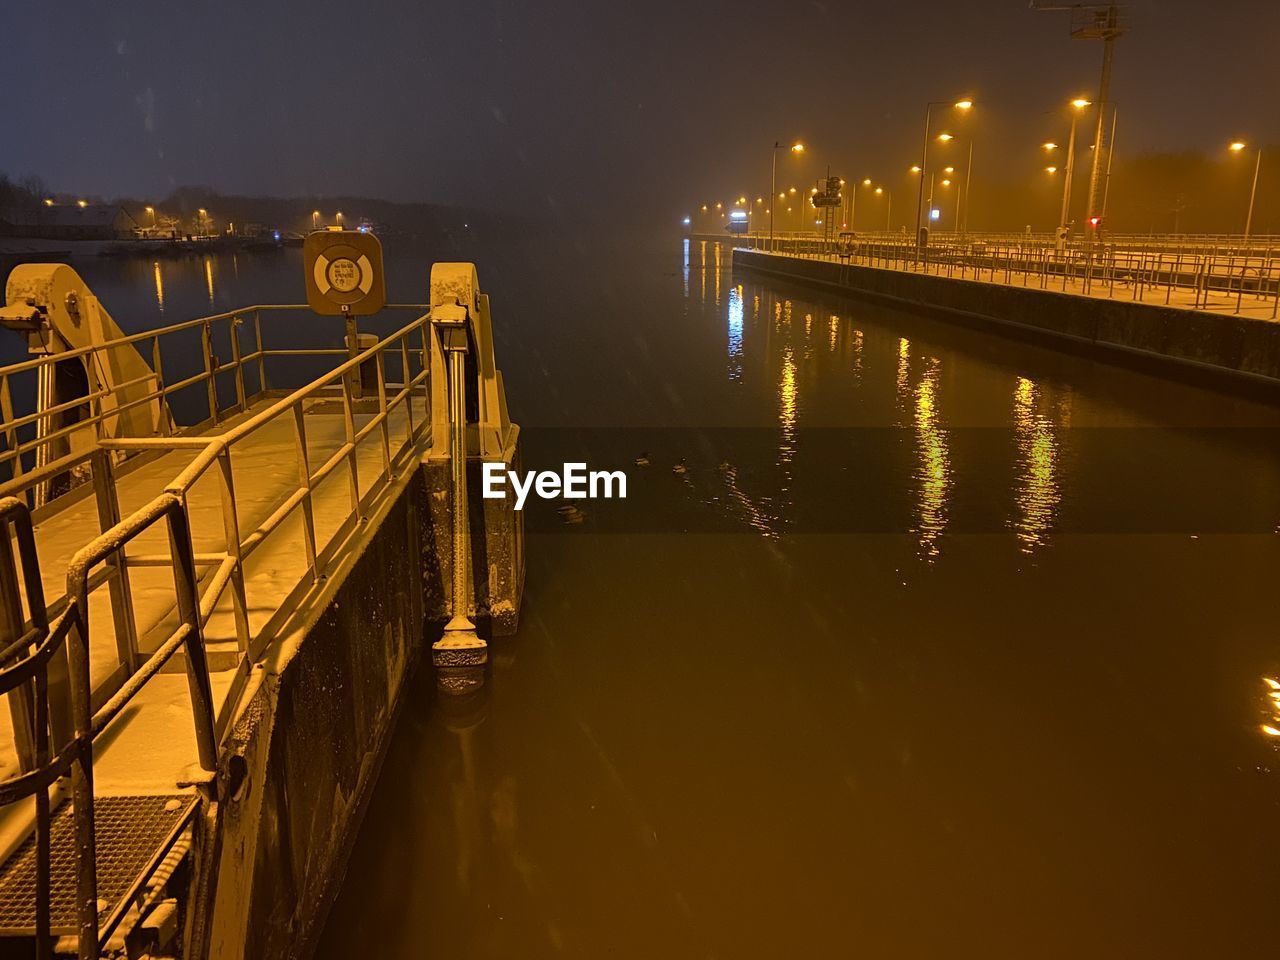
[733,249,1280,396]
[205,445,523,958]
[209,467,427,960]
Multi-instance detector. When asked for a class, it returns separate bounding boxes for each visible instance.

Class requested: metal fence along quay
[723,232,1280,319]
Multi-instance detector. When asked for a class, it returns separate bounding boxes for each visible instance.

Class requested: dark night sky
[4,0,1277,226]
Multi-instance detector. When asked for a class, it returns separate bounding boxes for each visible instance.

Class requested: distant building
[231,221,270,238]
[1,204,138,241]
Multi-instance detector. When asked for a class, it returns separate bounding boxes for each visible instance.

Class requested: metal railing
[0,303,432,720]
[733,233,1280,318]
[0,494,217,959]
[97,307,434,664]
[0,299,437,956]
[0,303,427,503]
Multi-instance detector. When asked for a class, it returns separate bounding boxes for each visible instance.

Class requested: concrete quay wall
[206,444,523,959]
[733,248,1280,397]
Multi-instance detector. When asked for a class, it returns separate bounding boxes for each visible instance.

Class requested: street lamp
[770,140,804,249]
[847,178,881,231]
[873,186,892,232]
[1229,140,1262,241]
[336,211,344,225]
[145,205,157,228]
[312,210,321,230]
[1053,97,1092,242]
[914,98,972,248]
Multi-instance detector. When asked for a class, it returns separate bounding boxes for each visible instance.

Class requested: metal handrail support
[62,492,219,960]
[429,300,487,680]
[0,493,217,959]
[0,498,53,774]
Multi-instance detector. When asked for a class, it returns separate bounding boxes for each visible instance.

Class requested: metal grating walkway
[0,795,194,936]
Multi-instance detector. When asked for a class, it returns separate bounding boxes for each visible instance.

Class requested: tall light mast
[1032,3,1125,238]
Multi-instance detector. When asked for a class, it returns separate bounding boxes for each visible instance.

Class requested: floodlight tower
[1032,3,1125,238]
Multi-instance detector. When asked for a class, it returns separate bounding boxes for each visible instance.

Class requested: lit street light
[874,186,892,232]
[914,98,972,248]
[145,205,157,228]
[1229,140,1262,241]
[770,140,804,249]
[848,177,880,231]
[1053,97,1091,244]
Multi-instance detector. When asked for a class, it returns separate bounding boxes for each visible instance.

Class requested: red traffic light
[1088,216,1103,228]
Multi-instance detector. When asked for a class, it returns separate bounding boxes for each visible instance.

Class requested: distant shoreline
[0,234,299,266]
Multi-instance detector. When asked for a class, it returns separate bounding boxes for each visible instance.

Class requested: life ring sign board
[303,230,387,316]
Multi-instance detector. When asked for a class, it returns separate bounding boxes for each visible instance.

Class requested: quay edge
[732,247,1280,400]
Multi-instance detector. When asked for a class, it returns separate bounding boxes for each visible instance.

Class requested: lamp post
[1045,165,1060,230]
[914,99,972,250]
[1229,141,1262,242]
[871,186,892,231]
[145,205,157,229]
[1048,98,1091,242]
[962,139,974,234]
[939,178,960,231]
[770,141,804,250]
[852,177,873,231]
[312,210,321,230]
[938,137,976,235]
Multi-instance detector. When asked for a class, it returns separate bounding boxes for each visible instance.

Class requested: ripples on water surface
[17,235,1280,957]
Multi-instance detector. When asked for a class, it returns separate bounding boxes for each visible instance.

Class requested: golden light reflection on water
[850,328,864,383]
[699,241,707,301]
[713,243,722,305]
[895,337,911,415]
[204,256,215,305]
[777,344,798,498]
[1011,376,1061,553]
[1262,678,1280,739]
[913,359,950,560]
[152,261,165,313]
[828,315,839,352]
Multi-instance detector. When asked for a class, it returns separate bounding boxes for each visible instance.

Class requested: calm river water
[26,234,1280,957]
